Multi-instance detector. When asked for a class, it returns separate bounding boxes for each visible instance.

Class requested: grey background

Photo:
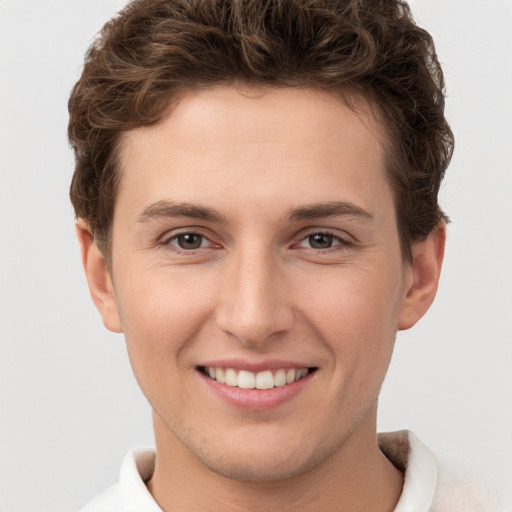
[1,0,511,510]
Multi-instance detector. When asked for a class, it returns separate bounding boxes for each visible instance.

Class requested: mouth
[199,366,317,390]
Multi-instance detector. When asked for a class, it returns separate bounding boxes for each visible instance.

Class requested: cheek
[296,263,404,362]
[302,265,402,326]
[115,266,219,356]
[113,268,221,413]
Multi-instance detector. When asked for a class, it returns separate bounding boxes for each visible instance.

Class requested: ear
[397,223,446,331]
[76,221,123,333]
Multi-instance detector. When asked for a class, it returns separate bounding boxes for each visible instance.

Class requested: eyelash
[159,230,217,253]
[295,231,353,251]
[159,229,353,253]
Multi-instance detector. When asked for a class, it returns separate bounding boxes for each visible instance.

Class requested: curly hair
[68,0,453,260]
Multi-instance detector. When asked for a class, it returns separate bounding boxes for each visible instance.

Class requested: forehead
[116,85,390,221]
[123,84,384,147]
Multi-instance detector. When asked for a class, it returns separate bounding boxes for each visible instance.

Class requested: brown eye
[175,233,204,250]
[308,233,334,249]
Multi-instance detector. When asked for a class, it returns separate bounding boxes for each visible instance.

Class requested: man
[68,0,490,510]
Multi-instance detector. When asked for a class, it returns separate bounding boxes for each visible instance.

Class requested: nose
[215,245,294,346]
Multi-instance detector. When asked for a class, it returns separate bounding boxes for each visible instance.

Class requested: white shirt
[79,430,495,512]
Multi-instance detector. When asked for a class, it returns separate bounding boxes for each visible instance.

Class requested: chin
[185,430,339,483]
[200,451,317,482]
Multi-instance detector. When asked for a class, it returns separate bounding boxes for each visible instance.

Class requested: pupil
[310,233,333,249]
[178,234,202,249]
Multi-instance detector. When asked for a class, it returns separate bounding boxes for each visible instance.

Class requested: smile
[201,366,314,390]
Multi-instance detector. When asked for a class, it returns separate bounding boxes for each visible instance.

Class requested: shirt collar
[119,449,161,511]
[379,430,438,512]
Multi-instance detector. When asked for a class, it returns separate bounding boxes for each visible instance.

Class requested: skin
[78,85,445,512]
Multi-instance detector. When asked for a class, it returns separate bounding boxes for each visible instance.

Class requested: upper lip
[198,358,315,373]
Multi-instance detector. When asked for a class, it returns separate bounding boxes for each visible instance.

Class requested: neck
[147,410,403,512]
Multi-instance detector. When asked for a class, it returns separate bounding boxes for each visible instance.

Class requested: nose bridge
[216,240,292,345]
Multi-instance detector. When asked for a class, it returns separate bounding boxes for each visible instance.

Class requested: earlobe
[397,223,446,331]
[76,221,123,333]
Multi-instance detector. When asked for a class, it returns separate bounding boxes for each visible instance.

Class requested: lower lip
[199,371,313,410]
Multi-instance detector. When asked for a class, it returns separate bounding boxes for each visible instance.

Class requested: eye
[296,232,349,250]
[166,232,211,250]
[307,233,335,249]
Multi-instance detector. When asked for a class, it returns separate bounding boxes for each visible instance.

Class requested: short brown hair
[69,0,453,259]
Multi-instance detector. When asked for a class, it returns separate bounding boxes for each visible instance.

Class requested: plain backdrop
[1,1,511,511]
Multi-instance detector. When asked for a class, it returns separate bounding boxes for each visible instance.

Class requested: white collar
[379,430,438,512]
[118,449,161,511]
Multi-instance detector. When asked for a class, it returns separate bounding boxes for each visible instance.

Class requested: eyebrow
[137,200,373,224]
[287,201,374,222]
[137,200,227,223]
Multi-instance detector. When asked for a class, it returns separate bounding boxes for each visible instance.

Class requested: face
[85,86,435,481]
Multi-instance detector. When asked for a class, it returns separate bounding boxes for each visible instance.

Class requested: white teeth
[255,370,274,390]
[286,368,296,384]
[237,370,256,389]
[225,368,238,386]
[216,368,225,384]
[205,366,311,389]
[274,369,286,387]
